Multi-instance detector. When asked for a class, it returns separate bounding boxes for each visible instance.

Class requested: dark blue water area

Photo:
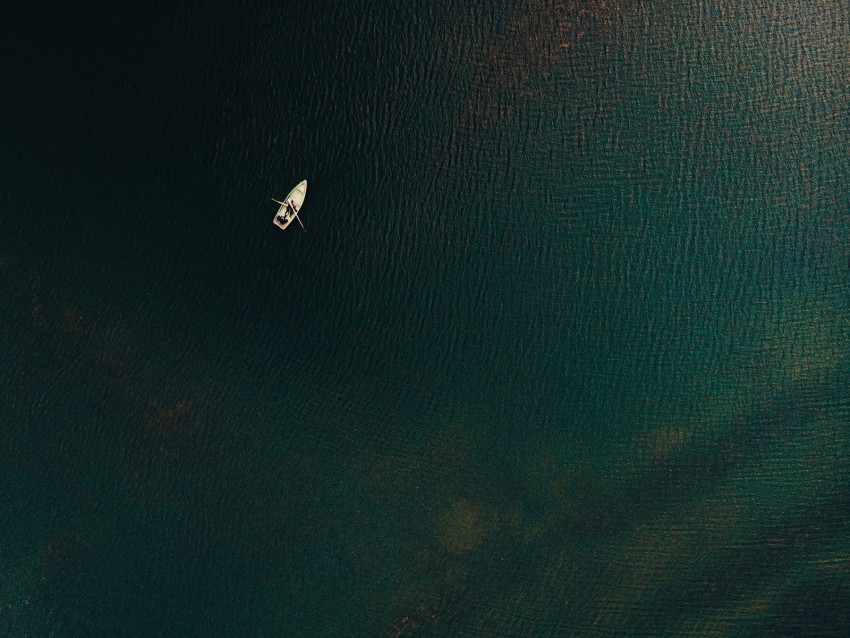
[3,0,850,635]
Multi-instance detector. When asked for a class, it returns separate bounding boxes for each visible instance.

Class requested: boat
[272,180,307,231]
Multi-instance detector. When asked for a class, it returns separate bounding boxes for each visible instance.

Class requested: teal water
[3,1,850,635]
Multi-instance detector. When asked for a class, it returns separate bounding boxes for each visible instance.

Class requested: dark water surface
[3,1,850,635]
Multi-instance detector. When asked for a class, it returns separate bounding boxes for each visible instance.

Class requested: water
[3,1,850,635]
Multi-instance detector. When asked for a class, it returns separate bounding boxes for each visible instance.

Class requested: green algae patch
[436,498,498,555]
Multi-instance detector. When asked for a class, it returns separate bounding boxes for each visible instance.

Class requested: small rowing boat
[271,180,307,231]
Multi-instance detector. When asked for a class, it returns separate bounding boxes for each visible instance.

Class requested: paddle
[270,198,306,232]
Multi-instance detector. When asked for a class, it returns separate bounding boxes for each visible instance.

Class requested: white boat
[272,180,307,231]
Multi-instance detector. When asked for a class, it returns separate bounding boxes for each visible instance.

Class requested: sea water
[2,1,850,635]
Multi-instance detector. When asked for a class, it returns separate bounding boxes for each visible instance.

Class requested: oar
[286,199,307,232]
[270,198,306,232]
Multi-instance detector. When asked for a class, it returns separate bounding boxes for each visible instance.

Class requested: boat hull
[273,180,308,230]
